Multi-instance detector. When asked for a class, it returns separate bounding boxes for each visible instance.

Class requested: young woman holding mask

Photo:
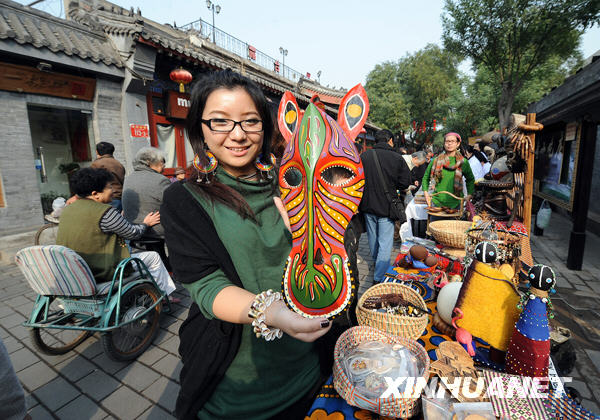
[161,70,331,420]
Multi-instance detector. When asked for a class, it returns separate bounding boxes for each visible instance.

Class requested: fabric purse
[372,151,406,223]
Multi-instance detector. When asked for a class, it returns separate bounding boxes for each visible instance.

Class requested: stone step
[0,230,37,265]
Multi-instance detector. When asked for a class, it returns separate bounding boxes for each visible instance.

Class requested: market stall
[301,117,598,419]
[304,233,598,419]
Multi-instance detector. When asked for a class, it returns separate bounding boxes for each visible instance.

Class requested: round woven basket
[428,220,472,249]
[356,283,428,340]
[333,326,430,418]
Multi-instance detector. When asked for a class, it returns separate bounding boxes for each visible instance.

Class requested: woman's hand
[424,191,432,207]
[143,211,160,227]
[265,300,331,343]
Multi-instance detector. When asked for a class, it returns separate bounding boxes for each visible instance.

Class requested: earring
[193,152,218,183]
[255,153,276,177]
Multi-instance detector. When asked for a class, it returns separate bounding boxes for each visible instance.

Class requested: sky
[19,0,600,89]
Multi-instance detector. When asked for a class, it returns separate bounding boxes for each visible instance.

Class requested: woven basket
[428,220,472,249]
[356,283,428,340]
[333,326,430,418]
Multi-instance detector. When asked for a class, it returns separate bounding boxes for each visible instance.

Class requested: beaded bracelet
[248,289,283,341]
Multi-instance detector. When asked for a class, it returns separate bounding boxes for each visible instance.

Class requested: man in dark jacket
[90,141,125,211]
[359,129,411,283]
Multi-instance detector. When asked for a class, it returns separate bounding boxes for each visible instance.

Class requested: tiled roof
[0,0,122,67]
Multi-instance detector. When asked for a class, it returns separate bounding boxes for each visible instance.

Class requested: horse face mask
[277,85,369,318]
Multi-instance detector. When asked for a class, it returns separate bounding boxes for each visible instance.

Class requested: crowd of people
[16,69,498,419]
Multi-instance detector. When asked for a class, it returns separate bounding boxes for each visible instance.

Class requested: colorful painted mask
[277,85,369,318]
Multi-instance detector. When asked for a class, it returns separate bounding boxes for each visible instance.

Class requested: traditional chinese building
[0,0,124,234]
[0,0,377,234]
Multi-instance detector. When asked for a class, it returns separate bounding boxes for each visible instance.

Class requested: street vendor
[422,132,475,210]
[161,70,331,420]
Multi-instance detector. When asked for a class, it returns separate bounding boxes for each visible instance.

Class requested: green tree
[364,61,410,131]
[442,0,599,131]
[399,44,461,125]
[443,51,584,140]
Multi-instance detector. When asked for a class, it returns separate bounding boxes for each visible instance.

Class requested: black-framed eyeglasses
[201,118,263,133]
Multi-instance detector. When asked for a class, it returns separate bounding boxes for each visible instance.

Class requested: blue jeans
[364,213,395,283]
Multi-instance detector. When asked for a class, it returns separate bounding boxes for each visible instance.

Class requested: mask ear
[337,84,369,141]
[278,91,300,144]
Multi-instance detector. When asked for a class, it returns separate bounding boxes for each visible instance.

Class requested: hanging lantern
[433,119,437,131]
[170,67,193,93]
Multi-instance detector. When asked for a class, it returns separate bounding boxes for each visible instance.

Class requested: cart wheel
[30,297,92,355]
[34,223,59,246]
[101,283,161,361]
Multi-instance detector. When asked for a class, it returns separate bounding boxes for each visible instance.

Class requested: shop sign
[166,91,191,119]
[0,62,95,101]
[130,124,150,138]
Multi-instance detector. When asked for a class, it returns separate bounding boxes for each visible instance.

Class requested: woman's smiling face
[201,87,264,177]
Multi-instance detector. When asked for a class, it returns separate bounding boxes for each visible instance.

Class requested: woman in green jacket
[422,132,475,210]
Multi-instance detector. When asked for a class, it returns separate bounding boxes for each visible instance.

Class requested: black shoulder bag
[372,151,406,223]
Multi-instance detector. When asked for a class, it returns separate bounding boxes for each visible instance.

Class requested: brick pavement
[1,209,599,418]
[0,254,189,419]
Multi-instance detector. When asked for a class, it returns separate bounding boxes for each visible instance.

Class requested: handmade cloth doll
[505,264,556,377]
[277,86,368,319]
[452,241,521,356]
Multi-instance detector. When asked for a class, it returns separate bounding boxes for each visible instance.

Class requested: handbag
[372,151,406,223]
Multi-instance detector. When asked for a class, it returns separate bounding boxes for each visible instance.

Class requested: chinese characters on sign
[130,124,150,139]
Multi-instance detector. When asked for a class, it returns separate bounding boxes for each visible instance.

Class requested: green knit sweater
[421,156,475,208]
[182,168,319,420]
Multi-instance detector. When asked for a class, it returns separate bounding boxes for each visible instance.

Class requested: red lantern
[433,119,437,131]
[170,68,193,93]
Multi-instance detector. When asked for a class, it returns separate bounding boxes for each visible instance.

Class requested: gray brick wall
[93,79,127,165]
[0,91,44,234]
[0,77,126,235]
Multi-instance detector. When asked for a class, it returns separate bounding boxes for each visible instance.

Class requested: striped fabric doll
[505,264,557,377]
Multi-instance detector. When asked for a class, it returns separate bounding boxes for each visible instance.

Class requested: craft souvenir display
[429,341,487,403]
[398,245,438,270]
[452,241,520,356]
[436,281,463,325]
[333,326,430,418]
[342,340,423,399]
[465,222,522,285]
[356,283,429,339]
[505,264,557,377]
[277,86,368,318]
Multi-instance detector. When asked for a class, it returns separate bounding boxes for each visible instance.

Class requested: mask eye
[530,273,535,279]
[476,249,481,254]
[321,166,354,186]
[284,167,303,187]
[489,251,495,256]
[546,278,552,283]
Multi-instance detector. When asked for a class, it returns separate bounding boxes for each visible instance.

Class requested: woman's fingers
[293,323,332,343]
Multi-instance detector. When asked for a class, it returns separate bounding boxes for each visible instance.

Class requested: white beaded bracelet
[248,289,283,341]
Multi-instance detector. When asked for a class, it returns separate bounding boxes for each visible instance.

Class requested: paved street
[1,210,599,418]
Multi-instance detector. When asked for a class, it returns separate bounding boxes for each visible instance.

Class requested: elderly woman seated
[122,147,173,269]
[123,147,171,239]
[56,167,177,299]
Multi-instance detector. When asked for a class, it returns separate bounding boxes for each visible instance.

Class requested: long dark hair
[186,69,275,219]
